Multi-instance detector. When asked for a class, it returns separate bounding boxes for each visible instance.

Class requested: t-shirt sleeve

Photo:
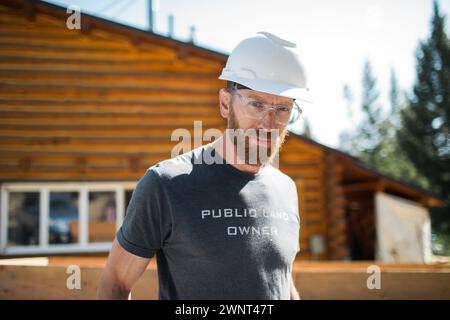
[117,168,172,259]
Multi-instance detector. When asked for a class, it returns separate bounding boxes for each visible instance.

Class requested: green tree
[338,84,354,153]
[339,0,450,257]
[350,60,384,167]
[397,1,450,200]
[396,1,450,256]
[340,64,428,188]
[373,69,430,189]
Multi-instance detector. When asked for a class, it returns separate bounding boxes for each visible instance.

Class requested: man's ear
[219,88,231,119]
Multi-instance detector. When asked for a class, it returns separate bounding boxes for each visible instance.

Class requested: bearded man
[98,31,309,300]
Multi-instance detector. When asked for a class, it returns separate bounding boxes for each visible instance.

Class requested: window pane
[49,192,79,244]
[89,191,116,243]
[8,192,40,246]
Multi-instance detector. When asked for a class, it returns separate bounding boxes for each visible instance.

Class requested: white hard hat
[219,31,311,102]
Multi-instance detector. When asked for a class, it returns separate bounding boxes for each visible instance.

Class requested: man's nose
[260,108,277,129]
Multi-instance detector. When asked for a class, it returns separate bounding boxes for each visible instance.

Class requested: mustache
[228,128,282,138]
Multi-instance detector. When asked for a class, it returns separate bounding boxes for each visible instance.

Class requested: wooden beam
[342,181,378,193]
[177,46,190,60]
[18,157,31,171]
[376,180,386,192]
[80,17,91,35]
[22,1,35,22]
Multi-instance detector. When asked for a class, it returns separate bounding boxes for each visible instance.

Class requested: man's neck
[212,134,263,174]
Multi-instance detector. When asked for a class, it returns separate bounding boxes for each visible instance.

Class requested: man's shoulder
[265,164,297,189]
[148,144,209,181]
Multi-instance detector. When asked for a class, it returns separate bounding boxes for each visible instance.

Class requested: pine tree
[396,1,450,254]
[397,0,450,200]
[338,84,354,153]
[374,69,430,189]
[339,65,430,190]
[389,68,400,116]
[351,60,383,167]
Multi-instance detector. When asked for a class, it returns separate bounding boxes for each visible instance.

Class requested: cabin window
[49,192,79,245]
[7,192,40,246]
[88,191,116,243]
[0,182,136,255]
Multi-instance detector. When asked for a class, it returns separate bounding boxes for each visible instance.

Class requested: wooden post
[324,151,349,260]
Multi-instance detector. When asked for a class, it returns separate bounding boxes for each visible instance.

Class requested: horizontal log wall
[280,140,327,260]
[0,4,225,181]
[0,3,332,259]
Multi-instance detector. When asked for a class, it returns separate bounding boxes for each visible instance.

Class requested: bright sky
[46,0,450,149]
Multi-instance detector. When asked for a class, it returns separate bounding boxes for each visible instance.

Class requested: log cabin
[0,0,444,262]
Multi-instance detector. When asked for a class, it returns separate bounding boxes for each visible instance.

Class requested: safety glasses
[231,89,303,125]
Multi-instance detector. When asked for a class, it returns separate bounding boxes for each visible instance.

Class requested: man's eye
[249,101,264,109]
[276,106,291,112]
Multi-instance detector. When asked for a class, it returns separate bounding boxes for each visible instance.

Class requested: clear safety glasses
[231,89,303,125]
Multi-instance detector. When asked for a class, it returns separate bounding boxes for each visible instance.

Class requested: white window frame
[0,182,137,256]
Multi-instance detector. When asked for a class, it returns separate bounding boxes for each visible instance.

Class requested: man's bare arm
[290,272,300,300]
[97,238,150,299]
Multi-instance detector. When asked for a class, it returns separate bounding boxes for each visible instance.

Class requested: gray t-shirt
[117,142,300,300]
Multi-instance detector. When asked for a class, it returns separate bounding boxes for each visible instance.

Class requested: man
[97,31,309,300]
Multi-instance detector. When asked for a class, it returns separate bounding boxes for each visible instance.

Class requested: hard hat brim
[219,75,312,103]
